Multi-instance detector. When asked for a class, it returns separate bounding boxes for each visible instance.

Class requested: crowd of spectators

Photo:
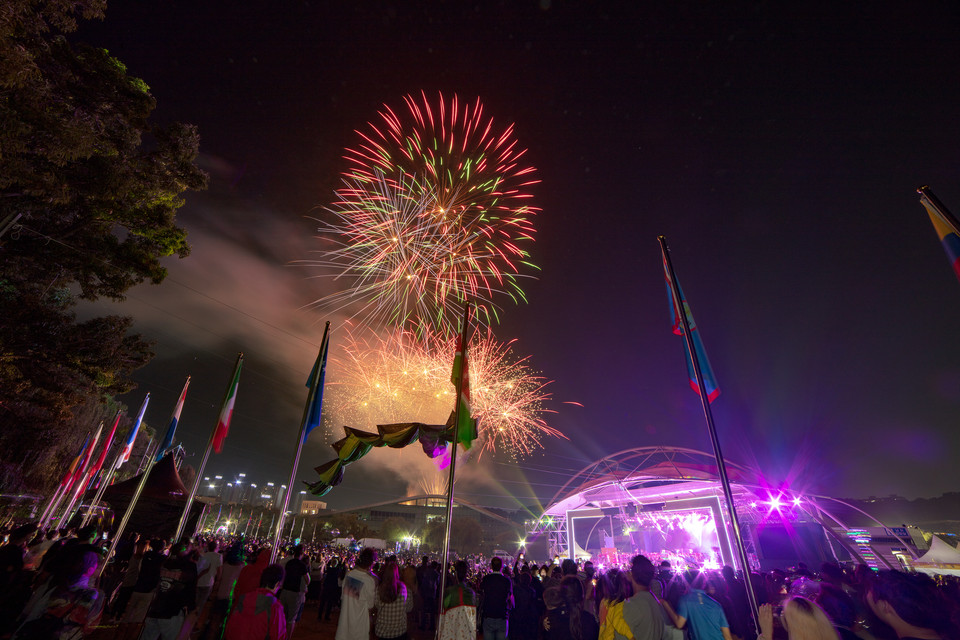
[1,519,959,640]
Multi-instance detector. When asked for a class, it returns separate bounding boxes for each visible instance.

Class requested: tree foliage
[0,0,207,491]
[424,516,483,554]
[378,516,415,543]
[328,512,371,540]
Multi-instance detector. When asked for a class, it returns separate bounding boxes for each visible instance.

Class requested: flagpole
[919,185,960,233]
[80,452,122,528]
[38,484,67,530]
[99,455,157,578]
[174,352,243,542]
[58,422,105,528]
[40,432,92,530]
[437,302,472,638]
[79,409,124,528]
[658,236,760,632]
[270,323,330,562]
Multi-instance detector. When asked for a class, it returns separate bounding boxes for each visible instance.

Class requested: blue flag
[663,259,720,403]
[304,328,331,439]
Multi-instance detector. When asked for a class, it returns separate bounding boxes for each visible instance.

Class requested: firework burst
[308,92,540,335]
[325,326,564,457]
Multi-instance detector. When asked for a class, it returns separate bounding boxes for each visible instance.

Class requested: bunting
[306,419,461,497]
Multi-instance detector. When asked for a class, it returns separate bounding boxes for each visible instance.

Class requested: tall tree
[0,0,207,491]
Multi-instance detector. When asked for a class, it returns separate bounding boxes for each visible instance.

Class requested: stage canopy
[529,446,911,572]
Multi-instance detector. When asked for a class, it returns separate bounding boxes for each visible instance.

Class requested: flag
[156,377,191,461]
[919,187,960,283]
[59,434,90,488]
[212,355,244,453]
[71,423,102,486]
[118,394,150,467]
[663,257,720,403]
[85,410,122,487]
[304,331,330,439]
[449,333,478,450]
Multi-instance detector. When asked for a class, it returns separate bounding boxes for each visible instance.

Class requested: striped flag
[212,356,244,453]
[118,394,150,467]
[156,377,191,461]
[71,423,102,486]
[919,186,960,283]
[85,410,122,486]
[450,330,478,450]
[663,257,720,403]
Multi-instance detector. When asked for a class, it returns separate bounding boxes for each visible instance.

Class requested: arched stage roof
[530,446,917,569]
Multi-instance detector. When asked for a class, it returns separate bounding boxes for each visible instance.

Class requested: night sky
[77,1,960,511]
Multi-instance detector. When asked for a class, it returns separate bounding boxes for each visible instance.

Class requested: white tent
[914,536,960,577]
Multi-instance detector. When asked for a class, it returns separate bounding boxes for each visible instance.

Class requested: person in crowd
[200,541,245,640]
[666,570,732,640]
[24,529,58,571]
[113,531,140,573]
[278,544,310,640]
[705,576,739,637]
[581,560,598,619]
[544,576,599,640]
[235,547,270,600]
[140,540,199,640]
[417,556,440,631]
[0,523,38,632]
[224,563,287,640]
[815,583,859,640]
[720,565,752,639]
[622,555,664,640]
[307,555,325,602]
[598,568,633,640]
[439,560,477,640]
[111,537,150,621]
[374,556,414,640]
[336,547,378,640]
[509,570,539,640]
[400,558,418,610]
[759,598,840,640]
[479,556,513,640]
[116,537,167,640]
[317,556,343,621]
[196,539,223,618]
[865,569,959,640]
[11,546,104,639]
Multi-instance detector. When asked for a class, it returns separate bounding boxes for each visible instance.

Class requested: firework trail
[308,92,540,335]
[324,326,564,458]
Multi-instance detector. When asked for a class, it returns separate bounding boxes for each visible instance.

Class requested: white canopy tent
[914,535,960,577]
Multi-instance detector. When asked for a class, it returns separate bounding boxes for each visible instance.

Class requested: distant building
[301,499,327,515]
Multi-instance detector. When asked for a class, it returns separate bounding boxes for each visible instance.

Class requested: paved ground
[90,602,441,640]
